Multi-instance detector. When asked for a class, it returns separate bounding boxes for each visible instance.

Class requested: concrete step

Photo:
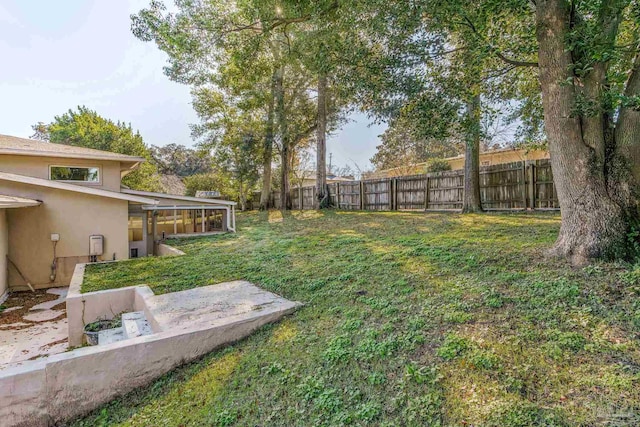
[122,311,152,339]
[98,327,125,345]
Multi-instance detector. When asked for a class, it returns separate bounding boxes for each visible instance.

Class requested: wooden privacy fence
[250,159,559,211]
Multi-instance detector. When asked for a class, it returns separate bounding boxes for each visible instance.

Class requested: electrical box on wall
[89,235,104,256]
[50,233,60,242]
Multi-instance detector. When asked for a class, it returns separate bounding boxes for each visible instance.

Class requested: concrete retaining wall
[66,256,178,347]
[66,263,153,347]
[0,306,293,426]
[3,262,300,426]
[157,243,186,257]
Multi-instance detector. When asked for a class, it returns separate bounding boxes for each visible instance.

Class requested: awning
[0,194,41,209]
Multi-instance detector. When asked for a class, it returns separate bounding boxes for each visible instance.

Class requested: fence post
[528,162,536,210]
[299,187,303,210]
[360,181,365,210]
[394,178,398,210]
[390,178,394,211]
[424,175,430,211]
[336,183,340,209]
[521,162,527,210]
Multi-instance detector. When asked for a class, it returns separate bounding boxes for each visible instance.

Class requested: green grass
[76,210,640,426]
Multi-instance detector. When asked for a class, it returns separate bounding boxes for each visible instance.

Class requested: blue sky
[0,0,385,171]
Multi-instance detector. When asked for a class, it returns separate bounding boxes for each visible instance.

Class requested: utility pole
[328,152,333,175]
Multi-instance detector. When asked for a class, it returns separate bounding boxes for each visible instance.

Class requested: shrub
[425,158,452,173]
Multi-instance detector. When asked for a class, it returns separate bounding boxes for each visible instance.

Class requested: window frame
[48,164,101,184]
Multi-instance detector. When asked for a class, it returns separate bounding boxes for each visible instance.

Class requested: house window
[481,161,491,166]
[50,166,100,182]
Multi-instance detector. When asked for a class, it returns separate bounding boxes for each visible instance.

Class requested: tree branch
[460,16,538,68]
[493,51,539,68]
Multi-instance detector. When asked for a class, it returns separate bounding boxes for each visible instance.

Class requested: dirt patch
[51,301,66,311]
[41,337,68,349]
[0,291,61,328]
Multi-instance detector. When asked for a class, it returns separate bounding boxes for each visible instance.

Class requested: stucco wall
[0,181,129,289]
[365,148,552,179]
[0,155,123,192]
[447,149,550,170]
[0,209,7,299]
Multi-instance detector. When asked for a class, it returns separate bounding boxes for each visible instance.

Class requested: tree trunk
[536,0,630,264]
[239,180,246,212]
[259,69,277,210]
[316,74,329,209]
[462,93,482,213]
[280,146,292,210]
[274,65,291,211]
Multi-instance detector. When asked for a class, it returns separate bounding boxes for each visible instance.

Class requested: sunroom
[123,190,237,258]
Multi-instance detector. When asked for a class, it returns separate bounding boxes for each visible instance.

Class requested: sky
[0,0,385,171]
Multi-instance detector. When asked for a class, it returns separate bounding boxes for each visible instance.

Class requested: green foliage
[183,173,230,198]
[618,264,640,287]
[437,333,470,360]
[32,106,161,191]
[425,158,453,173]
[485,402,568,427]
[371,115,461,171]
[132,0,349,210]
[626,220,640,260]
[150,144,211,177]
[84,316,122,332]
[212,409,237,427]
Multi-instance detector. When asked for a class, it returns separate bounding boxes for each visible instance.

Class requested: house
[298,172,356,188]
[365,147,550,179]
[0,134,236,299]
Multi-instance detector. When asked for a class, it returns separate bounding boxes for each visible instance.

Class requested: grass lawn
[76,210,640,426]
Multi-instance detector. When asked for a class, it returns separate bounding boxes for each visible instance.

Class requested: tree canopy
[131,0,640,261]
[31,106,161,192]
[150,143,211,177]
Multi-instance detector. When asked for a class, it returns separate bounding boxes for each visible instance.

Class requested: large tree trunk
[259,69,277,210]
[462,93,482,213]
[316,73,329,209]
[536,0,630,264]
[280,145,292,210]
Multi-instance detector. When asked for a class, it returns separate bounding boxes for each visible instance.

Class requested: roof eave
[121,189,238,206]
[0,148,146,164]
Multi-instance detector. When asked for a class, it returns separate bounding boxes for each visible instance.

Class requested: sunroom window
[50,166,100,182]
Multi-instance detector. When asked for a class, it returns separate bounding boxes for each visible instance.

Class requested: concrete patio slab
[0,318,68,368]
[23,309,64,322]
[0,288,69,369]
[30,287,68,311]
[148,280,298,331]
